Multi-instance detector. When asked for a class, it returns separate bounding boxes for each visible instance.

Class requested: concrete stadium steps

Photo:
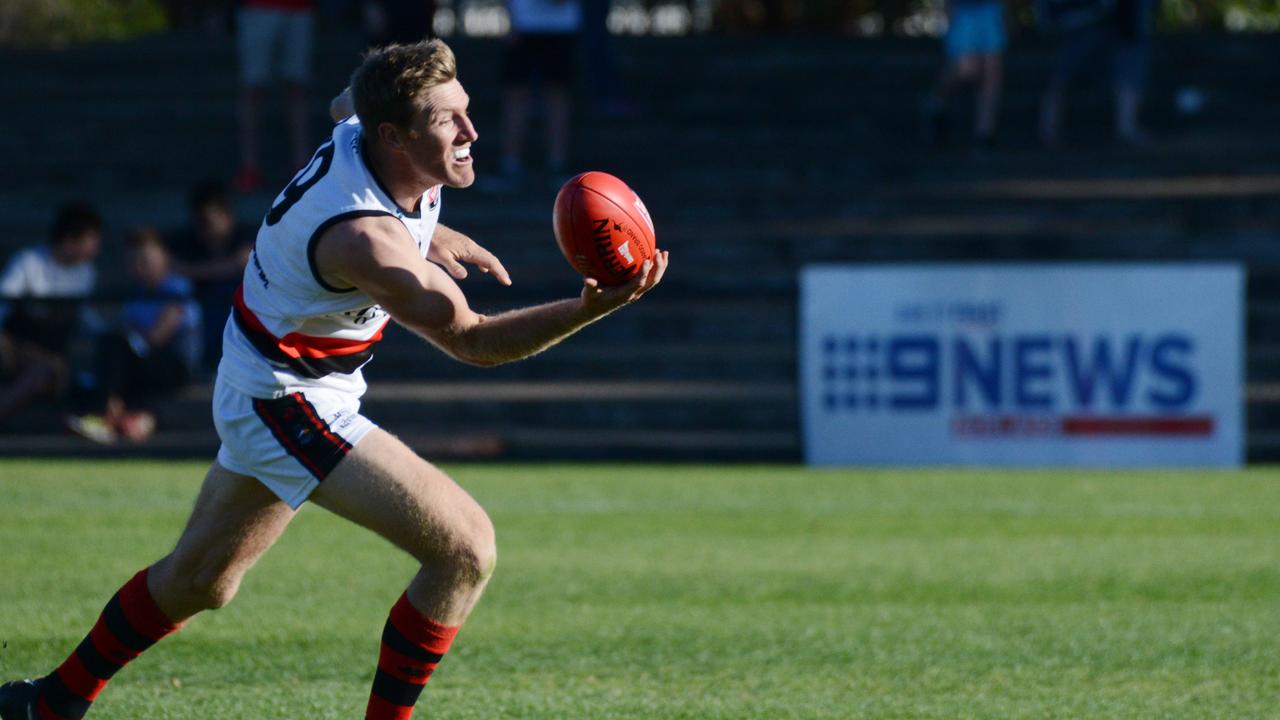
[368,335,796,382]
[4,33,1279,192]
[0,378,798,461]
[3,29,1280,460]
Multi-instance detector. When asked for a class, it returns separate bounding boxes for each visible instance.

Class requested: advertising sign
[800,265,1243,467]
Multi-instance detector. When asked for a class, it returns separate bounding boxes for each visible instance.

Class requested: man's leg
[235,7,275,191]
[975,52,1002,142]
[310,429,496,720]
[285,81,311,170]
[22,464,294,719]
[499,85,531,181]
[236,84,265,190]
[280,9,314,169]
[545,85,571,176]
[0,354,60,422]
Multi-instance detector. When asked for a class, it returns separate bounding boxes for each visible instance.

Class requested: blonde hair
[351,39,458,132]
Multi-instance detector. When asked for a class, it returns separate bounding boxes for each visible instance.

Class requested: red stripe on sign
[234,285,387,359]
[1061,416,1215,436]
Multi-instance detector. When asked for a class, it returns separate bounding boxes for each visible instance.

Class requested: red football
[553,171,656,286]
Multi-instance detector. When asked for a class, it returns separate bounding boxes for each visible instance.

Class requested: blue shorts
[945,3,1006,58]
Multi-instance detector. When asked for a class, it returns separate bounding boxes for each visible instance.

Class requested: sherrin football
[553,171,656,286]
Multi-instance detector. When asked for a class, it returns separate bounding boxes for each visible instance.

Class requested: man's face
[195,203,235,244]
[398,79,478,189]
[54,230,101,266]
[131,242,168,287]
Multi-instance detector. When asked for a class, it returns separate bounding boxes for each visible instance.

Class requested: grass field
[1,460,1278,719]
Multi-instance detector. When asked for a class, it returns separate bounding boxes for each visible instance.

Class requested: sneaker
[65,414,118,445]
[0,679,39,720]
[116,410,156,443]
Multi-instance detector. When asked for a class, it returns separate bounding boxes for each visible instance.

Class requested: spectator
[170,180,254,369]
[1038,0,1155,146]
[362,0,437,46]
[234,0,317,192]
[0,203,101,422]
[922,0,1006,148]
[581,0,633,117]
[486,0,583,192]
[67,229,201,444]
[1111,0,1156,144]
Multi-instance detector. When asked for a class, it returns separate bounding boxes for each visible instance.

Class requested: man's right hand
[580,250,669,319]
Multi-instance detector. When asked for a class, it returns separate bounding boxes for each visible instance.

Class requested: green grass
[1,461,1278,719]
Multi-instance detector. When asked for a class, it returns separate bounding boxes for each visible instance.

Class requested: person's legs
[1112,40,1149,144]
[938,4,981,95]
[499,85,531,180]
[27,464,295,719]
[1041,23,1107,147]
[0,336,64,421]
[582,0,625,112]
[545,85,571,175]
[114,345,192,442]
[280,10,314,168]
[924,56,975,146]
[64,332,134,443]
[494,33,535,187]
[975,53,1002,141]
[540,34,577,178]
[235,7,277,190]
[310,428,496,719]
[238,85,265,186]
[952,55,980,89]
[285,82,311,170]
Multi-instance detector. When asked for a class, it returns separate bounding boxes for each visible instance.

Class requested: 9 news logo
[818,332,1213,437]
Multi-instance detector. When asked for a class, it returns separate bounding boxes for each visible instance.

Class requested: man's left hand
[429,224,513,286]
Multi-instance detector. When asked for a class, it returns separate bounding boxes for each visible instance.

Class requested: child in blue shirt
[67,228,201,443]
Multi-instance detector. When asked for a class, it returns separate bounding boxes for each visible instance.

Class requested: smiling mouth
[453,146,471,163]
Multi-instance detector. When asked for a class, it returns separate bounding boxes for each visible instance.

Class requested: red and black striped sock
[36,568,181,720]
[365,593,459,720]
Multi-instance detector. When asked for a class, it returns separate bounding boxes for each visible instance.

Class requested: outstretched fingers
[580,251,669,314]
[628,251,668,301]
[644,250,669,292]
[468,244,512,286]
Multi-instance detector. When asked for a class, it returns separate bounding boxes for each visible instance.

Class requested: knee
[154,554,243,612]
[427,509,497,588]
[455,509,497,585]
[187,570,241,610]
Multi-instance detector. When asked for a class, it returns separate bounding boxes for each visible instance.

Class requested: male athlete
[1,39,667,720]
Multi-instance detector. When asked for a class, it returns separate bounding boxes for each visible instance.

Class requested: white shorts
[213,378,376,509]
[237,7,314,85]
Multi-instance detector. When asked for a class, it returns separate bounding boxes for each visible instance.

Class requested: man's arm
[143,304,188,350]
[0,251,31,298]
[313,216,667,367]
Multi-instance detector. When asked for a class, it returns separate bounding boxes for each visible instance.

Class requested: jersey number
[266,140,336,226]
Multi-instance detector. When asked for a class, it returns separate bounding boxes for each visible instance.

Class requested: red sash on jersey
[232,285,388,379]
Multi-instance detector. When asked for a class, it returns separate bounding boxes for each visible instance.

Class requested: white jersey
[218,116,442,399]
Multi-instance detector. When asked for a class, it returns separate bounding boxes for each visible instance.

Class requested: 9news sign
[800,265,1244,467]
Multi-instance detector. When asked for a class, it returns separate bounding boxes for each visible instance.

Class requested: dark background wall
[1,8,1277,459]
